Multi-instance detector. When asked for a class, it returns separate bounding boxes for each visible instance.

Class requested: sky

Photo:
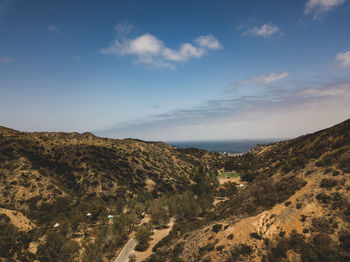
[1,0,350,141]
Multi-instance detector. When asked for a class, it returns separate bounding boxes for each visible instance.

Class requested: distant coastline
[168,139,279,154]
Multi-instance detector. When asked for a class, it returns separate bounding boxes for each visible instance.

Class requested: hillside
[0,127,225,210]
[148,119,350,261]
[0,120,349,262]
[0,126,226,261]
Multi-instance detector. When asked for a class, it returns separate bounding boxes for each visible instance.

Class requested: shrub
[227,234,234,240]
[311,218,330,233]
[316,192,331,204]
[339,231,350,252]
[250,232,262,240]
[312,233,332,245]
[332,170,340,176]
[172,242,184,257]
[212,224,223,233]
[199,243,215,253]
[320,178,337,189]
[227,244,253,261]
[285,201,292,207]
[216,245,225,251]
[303,228,309,234]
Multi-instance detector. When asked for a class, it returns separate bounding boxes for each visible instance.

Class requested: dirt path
[134,217,175,262]
[0,207,35,231]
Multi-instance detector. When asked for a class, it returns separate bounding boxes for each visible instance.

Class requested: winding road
[113,217,175,262]
[114,237,137,262]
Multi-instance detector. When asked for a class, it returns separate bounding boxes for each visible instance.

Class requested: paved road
[113,217,175,262]
[114,237,137,262]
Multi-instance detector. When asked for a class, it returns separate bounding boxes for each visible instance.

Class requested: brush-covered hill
[149,119,350,262]
[0,120,349,262]
[0,126,225,210]
[0,126,228,261]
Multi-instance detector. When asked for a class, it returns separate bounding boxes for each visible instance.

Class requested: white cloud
[244,23,281,37]
[47,25,59,33]
[100,32,222,68]
[335,50,350,67]
[237,72,290,86]
[195,34,223,49]
[304,0,345,19]
[0,56,13,63]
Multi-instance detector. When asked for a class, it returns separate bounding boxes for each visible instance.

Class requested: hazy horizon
[1,0,350,141]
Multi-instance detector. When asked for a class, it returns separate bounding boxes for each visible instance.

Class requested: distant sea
[168,139,279,154]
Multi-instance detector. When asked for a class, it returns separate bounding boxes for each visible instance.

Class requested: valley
[0,119,349,261]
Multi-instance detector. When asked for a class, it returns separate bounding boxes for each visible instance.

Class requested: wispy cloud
[243,23,282,37]
[236,72,290,86]
[95,77,350,140]
[0,56,13,64]
[115,22,135,35]
[335,50,350,67]
[47,25,59,33]
[304,0,346,19]
[70,54,81,61]
[100,28,222,69]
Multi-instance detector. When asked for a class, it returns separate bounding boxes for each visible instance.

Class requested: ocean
[168,139,278,154]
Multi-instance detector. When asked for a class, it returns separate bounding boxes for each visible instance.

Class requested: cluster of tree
[213,175,307,219]
[0,214,34,260]
[267,230,350,262]
[36,231,79,262]
[135,223,153,251]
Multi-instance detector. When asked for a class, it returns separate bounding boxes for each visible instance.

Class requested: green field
[218,172,239,178]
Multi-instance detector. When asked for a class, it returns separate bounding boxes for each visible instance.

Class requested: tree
[150,200,169,228]
[82,241,103,262]
[37,231,79,262]
[135,224,153,251]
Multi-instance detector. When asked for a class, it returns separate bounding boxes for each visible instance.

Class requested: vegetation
[218,172,239,178]
[37,231,80,262]
[0,119,349,261]
[135,224,153,251]
[0,214,33,260]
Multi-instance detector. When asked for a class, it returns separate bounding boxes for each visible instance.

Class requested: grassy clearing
[218,172,239,178]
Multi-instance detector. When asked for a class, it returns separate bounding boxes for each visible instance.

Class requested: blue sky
[1,0,350,140]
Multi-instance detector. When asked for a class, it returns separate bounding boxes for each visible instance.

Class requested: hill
[0,119,349,262]
[148,119,350,262]
[0,126,226,261]
[0,127,225,210]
